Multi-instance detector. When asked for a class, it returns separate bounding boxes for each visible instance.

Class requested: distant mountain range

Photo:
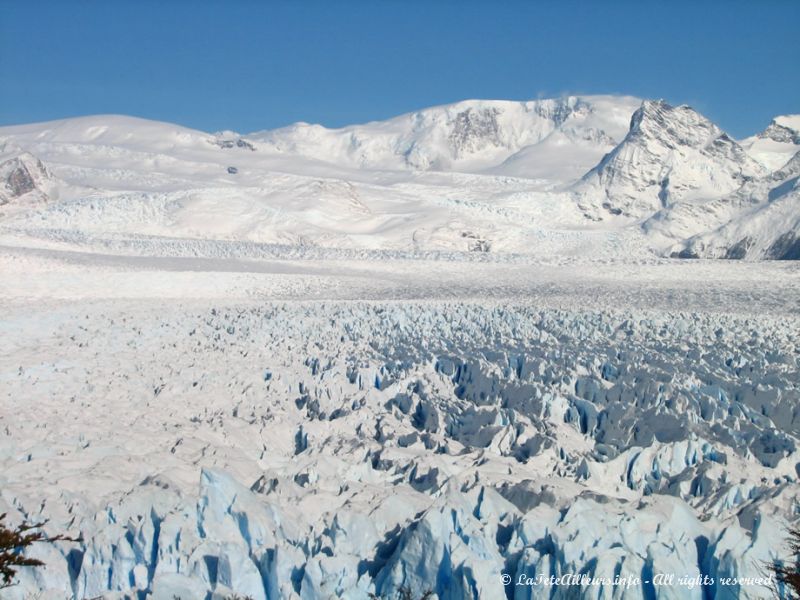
[1,96,798,259]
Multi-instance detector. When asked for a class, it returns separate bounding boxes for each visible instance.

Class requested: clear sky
[1,0,798,138]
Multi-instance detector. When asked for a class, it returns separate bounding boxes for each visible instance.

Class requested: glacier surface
[0,95,798,599]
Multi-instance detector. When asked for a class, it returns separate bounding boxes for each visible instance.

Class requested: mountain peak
[739,114,800,171]
[628,100,724,148]
[0,147,53,206]
[575,100,765,220]
[757,115,800,145]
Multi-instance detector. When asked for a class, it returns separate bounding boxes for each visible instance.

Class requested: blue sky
[1,0,798,137]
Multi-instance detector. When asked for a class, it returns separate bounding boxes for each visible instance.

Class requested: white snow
[0,95,798,599]
[740,114,800,170]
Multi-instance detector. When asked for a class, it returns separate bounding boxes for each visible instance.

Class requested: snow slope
[653,151,800,259]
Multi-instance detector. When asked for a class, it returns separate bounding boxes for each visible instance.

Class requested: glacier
[1,300,798,599]
[0,94,798,599]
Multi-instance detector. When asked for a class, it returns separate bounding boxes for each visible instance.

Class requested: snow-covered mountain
[574,100,766,221]
[741,114,800,170]
[666,150,800,259]
[250,95,641,183]
[0,96,797,261]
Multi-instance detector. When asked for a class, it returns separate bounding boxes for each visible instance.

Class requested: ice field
[1,95,799,598]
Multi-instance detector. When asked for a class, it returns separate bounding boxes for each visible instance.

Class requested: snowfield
[0,95,799,599]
